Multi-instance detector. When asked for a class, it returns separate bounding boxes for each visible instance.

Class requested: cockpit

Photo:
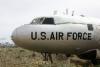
[30,17,55,24]
[30,16,85,25]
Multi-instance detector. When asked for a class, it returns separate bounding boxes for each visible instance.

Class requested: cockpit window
[30,17,55,24]
[42,18,54,24]
[87,24,93,31]
[30,18,44,24]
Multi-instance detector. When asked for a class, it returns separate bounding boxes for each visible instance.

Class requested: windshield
[30,17,55,24]
[42,17,54,24]
[30,17,44,24]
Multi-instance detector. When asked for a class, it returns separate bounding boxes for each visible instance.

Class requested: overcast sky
[0,0,100,40]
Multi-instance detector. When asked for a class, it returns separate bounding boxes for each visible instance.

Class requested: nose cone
[11,28,17,43]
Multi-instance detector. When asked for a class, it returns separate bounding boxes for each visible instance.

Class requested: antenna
[53,10,57,15]
[66,9,68,15]
[72,10,74,16]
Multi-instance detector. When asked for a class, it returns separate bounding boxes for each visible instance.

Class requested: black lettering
[83,32,87,40]
[50,32,55,40]
[88,33,92,40]
[67,32,72,40]
[56,32,58,40]
[78,32,82,40]
[31,32,37,40]
[73,32,77,40]
[41,32,46,40]
[59,32,64,40]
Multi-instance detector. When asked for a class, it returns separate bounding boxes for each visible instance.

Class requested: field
[0,47,94,67]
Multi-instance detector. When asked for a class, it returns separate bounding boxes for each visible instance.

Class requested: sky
[0,0,100,41]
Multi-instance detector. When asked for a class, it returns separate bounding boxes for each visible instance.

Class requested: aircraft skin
[11,16,100,55]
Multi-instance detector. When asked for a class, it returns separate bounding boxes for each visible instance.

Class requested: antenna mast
[66,9,68,15]
[72,10,74,16]
[53,10,57,15]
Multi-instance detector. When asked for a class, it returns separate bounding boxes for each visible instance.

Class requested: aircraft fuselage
[12,23,100,54]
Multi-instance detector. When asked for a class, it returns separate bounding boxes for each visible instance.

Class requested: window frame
[87,24,94,31]
[42,17,55,24]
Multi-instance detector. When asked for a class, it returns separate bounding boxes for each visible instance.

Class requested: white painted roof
[32,15,100,25]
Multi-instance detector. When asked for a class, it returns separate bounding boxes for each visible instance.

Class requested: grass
[0,47,92,67]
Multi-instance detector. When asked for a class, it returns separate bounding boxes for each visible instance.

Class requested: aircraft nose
[11,28,18,43]
[11,25,27,45]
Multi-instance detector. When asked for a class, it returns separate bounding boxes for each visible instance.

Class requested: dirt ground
[0,47,92,67]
